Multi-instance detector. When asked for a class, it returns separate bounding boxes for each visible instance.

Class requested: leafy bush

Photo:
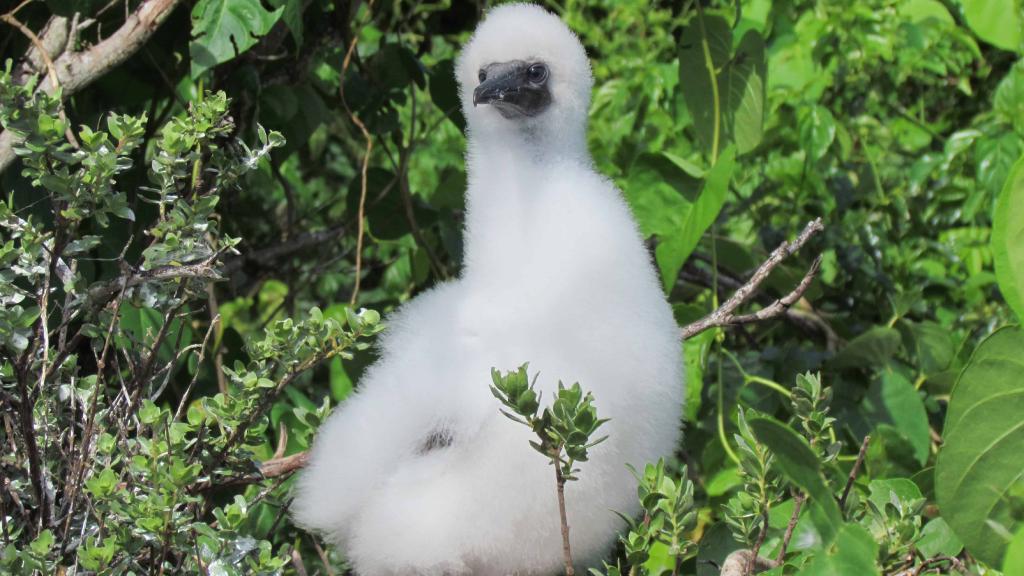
[1,0,1023,574]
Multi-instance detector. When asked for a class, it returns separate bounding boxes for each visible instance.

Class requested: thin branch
[2,11,61,92]
[840,435,871,515]
[259,451,309,478]
[338,2,376,306]
[719,549,780,576]
[174,314,219,421]
[776,491,805,563]
[681,218,824,340]
[746,510,770,576]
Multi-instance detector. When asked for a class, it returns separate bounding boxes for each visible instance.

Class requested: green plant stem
[555,463,575,576]
[695,2,721,165]
[721,349,792,398]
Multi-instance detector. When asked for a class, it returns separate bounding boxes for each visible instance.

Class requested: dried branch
[681,218,824,340]
[776,491,805,563]
[719,549,780,576]
[260,451,309,478]
[840,434,871,515]
[338,3,375,306]
[0,0,183,173]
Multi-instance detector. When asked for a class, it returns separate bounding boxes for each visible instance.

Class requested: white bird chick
[293,4,683,574]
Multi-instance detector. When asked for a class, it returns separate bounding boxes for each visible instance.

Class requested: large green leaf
[678,14,732,157]
[962,0,1023,52]
[801,524,881,576]
[1006,525,1024,574]
[654,147,736,291]
[190,0,284,78]
[679,16,766,158]
[748,416,843,545]
[936,326,1024,566]
[833,326,902,369]
[856,371,931,465]
[724,30,767,155]
[992,154,1024,322]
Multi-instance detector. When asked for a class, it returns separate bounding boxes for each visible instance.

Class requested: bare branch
[681,218,824,340]
[720,549,780,576]
[260,451,309,478]
[776,491,805,563]
[840,434,871,515]
[0,0,183,173]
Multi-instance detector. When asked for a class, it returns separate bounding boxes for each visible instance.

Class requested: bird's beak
[472,61,550,118]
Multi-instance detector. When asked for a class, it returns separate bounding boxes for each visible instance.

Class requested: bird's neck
[462,133,589,284]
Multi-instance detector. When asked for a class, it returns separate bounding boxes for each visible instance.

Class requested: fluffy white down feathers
[292,4,684,574]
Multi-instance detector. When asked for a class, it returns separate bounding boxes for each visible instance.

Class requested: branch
[776,491,805,563]
[0,0,183,174]
[681,218,824,340]
[719,549,780,576]
[840,434,871,515]
[259,451,309,478]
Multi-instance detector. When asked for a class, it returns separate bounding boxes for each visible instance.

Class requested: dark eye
[527,63,548,83]
[478,69,487,82]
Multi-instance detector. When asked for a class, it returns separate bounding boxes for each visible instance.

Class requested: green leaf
[683,327,713,421]
[678,14,732,157]
[858,371,930,465]
[328,357,353,402]
[29,529,54,556]
[799,105,836,161]
[936,326,1024,566]
[916,517,964,558]
[962,0,1023,52]
[833,326,901,369]
[801,524,881,576]
[190,0,284,78]
[269,0,304,46]
[655,147,736,291]
[429,59,466,132]
[748,416,843,544]
[724,30,766,155]
[1006,525,1024,574]
[992,154,1024,322]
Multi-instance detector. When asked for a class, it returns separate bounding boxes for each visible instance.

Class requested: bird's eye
[478,70,487,82]
[527,63,548,83]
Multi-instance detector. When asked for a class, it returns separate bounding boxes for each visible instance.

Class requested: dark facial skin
[472,60,552,118]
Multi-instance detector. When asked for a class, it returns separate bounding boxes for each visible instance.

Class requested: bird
[292,4,684,574]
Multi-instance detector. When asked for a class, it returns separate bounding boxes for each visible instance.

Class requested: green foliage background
[1,0,1023,574]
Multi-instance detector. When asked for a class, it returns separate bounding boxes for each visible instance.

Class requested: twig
[0,0,183,173]
[776,491,805,563]
[2,11,60,92]
[338,2,375,306]
[840,435,870,515]
[259,451,310,478]
[681,219,824,339]
[174,314,219,421]
[746,511,770,576]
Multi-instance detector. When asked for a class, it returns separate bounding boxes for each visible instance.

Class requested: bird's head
[456,3,593,148]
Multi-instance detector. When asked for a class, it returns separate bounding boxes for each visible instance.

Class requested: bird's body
[293,5,683,574]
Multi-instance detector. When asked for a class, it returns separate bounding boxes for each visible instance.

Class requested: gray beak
[472,61,551,117]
